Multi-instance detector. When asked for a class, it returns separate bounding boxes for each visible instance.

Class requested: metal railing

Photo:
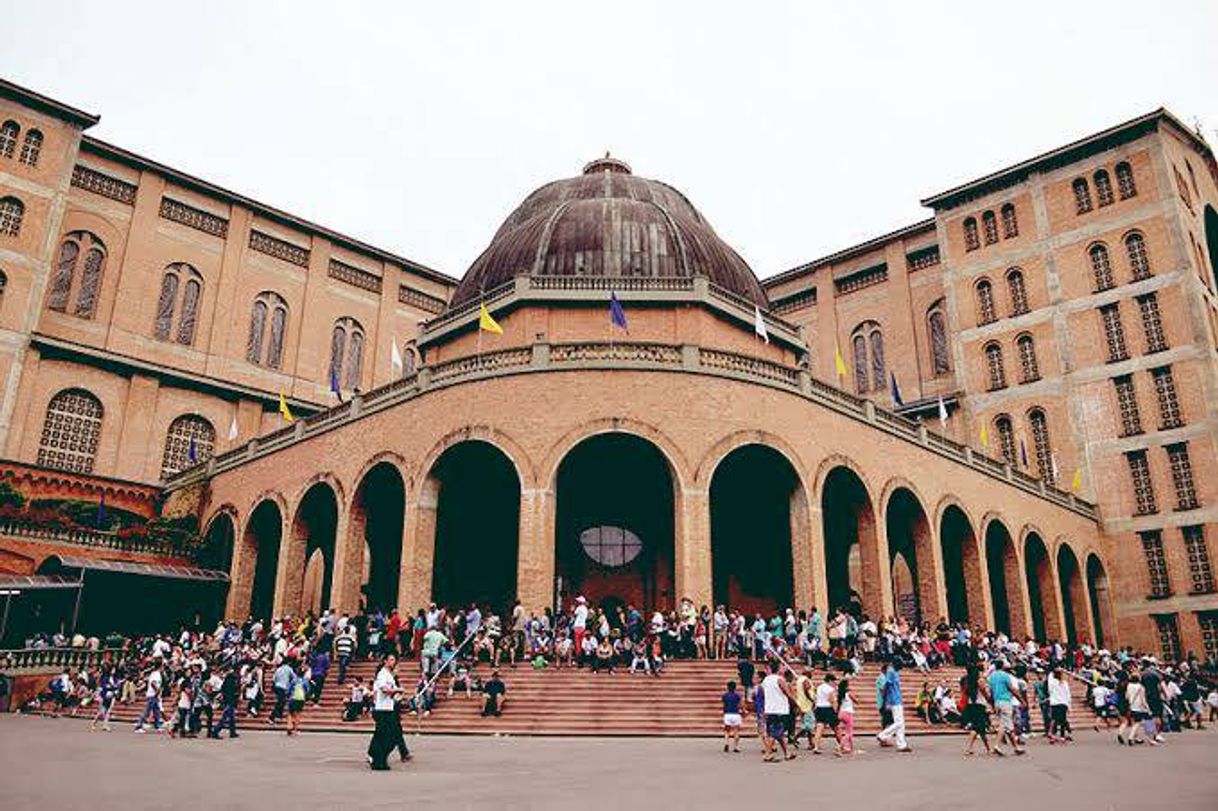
[0,518,196,560]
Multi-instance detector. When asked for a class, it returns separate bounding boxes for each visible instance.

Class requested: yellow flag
[834,344,848,377]
[1072,468,1082,492]
[979,423,989,450]
[278,391,294,423]
[479,303,503,335]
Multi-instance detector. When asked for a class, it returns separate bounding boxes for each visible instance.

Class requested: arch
[883,482,940,625]
[1124,231,1151,281]
[994,414,1017,466]
[1089,242,1114,291]
[1027,407,1054,485]
[1094,168,1114,207]
[160,414,215,478]
[239,497,284,620]
[821,463,880,618]
[849,320,884,394]
[938,501,983,625]
[1023,531,1061,642]
[18,128,42,166]
[984,341,1006,390]
[1016,332,1039,383]
[0,120,17,158]
[1005,267,1029,316]
[349,459,407,614]
[1056,542,1087,645]
[1000,202,1019,238]
[1115,161,1137,198]
[287,481,340,616]
[1204,205,1218,293]
[981,210,999,245]
[541,417,687,495]
[927,301,951,374]
[0,196,25,237]
[201,509,237,574]
[36,388,103,474]
[975,278,996,324]
[983,517,1027,637]
[329,316,366,390]
[247,291,288,368]
[709,442,804,614]
[1085,553,1116,648]
[963,216,980,251]
[1072,177,1093,214]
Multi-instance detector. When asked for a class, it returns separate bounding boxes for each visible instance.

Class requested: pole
[70,570,85,634]
[0,591,12,645]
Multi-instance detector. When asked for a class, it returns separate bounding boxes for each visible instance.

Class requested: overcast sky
[3,1,1216,280]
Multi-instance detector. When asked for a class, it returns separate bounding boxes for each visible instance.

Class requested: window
[1200,613,1218,665]
[1151,366,1183,429]
[976,279,997,324]
[1029,408,1054,484]
[1006,268,1029,316]
[982,211,999,245]
[852,334,868,393]
[1125,232,1151,281]
[1136,293,1167,353]
[928,305,951,375]
[0,121,17,158]
[1127,450,1157,515]
[36,388,103,474]
[1182,526,1215,594]
[1113,375,1142,436]
[984,342,1007,390]
[869,330,885,393]
[75,244,104,318]
[1001,203,1018,239]
[1140,531,1171,597]
[1166,442,1199,510]
[1099,303,1128,362]
[46,231,106,317]
[1153,614,1181,662]
[0,196,23,237]
[152,263,203,345]
[579,525,644,567]
[963,217,980,252]
[160,414,215,478]
[994,415,1017,466]
[1174,167,1193,211]
[18,129,42,166]
[0,269,6,311]
[1094,169,1115,207]
[1073,178,1093,214]
[1089,243,1114,291]
[1115,162,1137,199]
[850,322,884,394]
[1015,334,1040,383]
[329,317,366,389]
[247,292,288,369]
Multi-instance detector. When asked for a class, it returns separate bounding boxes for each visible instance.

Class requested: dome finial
[582,154,631,175]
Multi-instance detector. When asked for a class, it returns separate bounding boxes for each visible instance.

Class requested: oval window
[579,525,642,567]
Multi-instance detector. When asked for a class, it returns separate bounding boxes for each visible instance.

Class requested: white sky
[3,1,1216,280]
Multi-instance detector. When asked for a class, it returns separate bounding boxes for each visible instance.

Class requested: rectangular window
[1113,375,1142,436]
[1100,304,1129,362]
[1137,293,1168,353]
[1127,450,1157,515]
[1151,366,1183,429]
[1166,442,1199,510]
[1153,614,1182,662]
[1141,531,1171,597]
[1200,612,1218,665]
[1182,526,1215,594]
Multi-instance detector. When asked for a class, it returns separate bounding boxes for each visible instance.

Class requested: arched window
[963,217,980,252]
[1125,232,1151,281]
[1073,178,1093,214]
[984,342,1007,390]
[75,246,104,318]
[994,415,1017,466]
[152,263,203,345]
[1006,268,1029,316]
[1094,169,1115,207]
[1028,407,1054,484]
[927,304,951,375]
[0,121,17,159]
[1089,243,1114,291]
[246,292,288,368]
[869,329,886,390]
[1116,162,1137,199]
[1001,203,1019,239]
[0,196,24,237]
[46,231,106,316]
[18,129,42,166]
[976,278,997,324]
[850,321,884,394]
[160,414,216,478]
[852,334,868,393]
[1016,333,1040,383]
[36,388,103,474]
[982,210,999,245]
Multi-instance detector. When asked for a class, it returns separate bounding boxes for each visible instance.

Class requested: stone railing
[0,647,135,674]
[0,518,196,560]
[165,339,1099,521]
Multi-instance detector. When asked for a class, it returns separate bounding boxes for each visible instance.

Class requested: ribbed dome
[450,157,768,308]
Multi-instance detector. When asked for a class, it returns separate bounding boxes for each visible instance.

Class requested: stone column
[398,486,437,613]
[918,518,949,624]
[675,488,712,610]
[272,505,301,617]
[516,486,555,614]
[327,505,361,614]
[791,488,820,610]
[226,527,254,620]
[860,505,893,619]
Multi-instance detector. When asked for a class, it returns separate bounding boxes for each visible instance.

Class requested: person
[1139,659,1166,744]
[875,661,912,753]
[420,625,447,677]
[760,661,795,762]
[573,596,589,659]
[836,678,860,756]
[721,680,743,753]
[134,665,164,733]
[987,660,1025,755]
[1124,672,1154,746]
[593,637,615,673]
[268,658,293,725]
[811,672,839,755]
[168,674,193,739]
[962,665,994,756]
[791,668,815,749]
[1091,678,1117,731]
[211,666,240,739]
[90,665,119,732]
[344,680,368,722]
[286,662,310,736]
[243,661,263,716]
[875,666,892,730]
[1046,666,1073,743]
[335,627,356,685]
[482,670,506,717]
[368,654,407,770]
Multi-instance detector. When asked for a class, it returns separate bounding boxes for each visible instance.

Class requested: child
[343,680,366,722]
[721,680,743,753]
[449,664,474,698]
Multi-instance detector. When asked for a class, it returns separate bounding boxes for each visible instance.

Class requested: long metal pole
[70,571,85,634]
[0,592,11,645]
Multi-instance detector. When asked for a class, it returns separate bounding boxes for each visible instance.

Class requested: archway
[885,487,937,624]
[291,482,339,616]
[244,500,282,620]
[429,440,520,613]
[821,466,877,617]
[1024,533,1061,642]
[940,505,983,624]
[556,433,675,612]
[1057,544,1086,645]
[201,512,236,574]
[351,462,406,613]
[1204,205,1218,291]
[1086,554,1115,649]
[985,520,1026,637]
[710,444,799,614]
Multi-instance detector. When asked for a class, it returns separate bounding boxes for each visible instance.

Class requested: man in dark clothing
[482,671,506,717]
[335,628,357,685]
[737,654,756,697]
[1141,660,1165,741]
[210,666,240,739]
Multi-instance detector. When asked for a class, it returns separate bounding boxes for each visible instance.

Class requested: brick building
[1,78,1216,661]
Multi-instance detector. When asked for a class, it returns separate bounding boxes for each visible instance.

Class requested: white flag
[753,306,769,344]
[1051,453,1060,482]
[228,414,239,441]
[391,338,403,376]
[937,395,948,428]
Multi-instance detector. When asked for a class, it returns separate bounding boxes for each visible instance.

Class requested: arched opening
[821,466,876,617]
[244,500,282,620]
[1086,554,1115,649]
[710,444,799,615]
[940,505,982,625]
[201,512,236,574]
[291,482,339,616]
[1205,205,1218,292]
[351,462,406,614]
[1057,544,1087,645]
[429,441,520,613]
[885,487,937,625]
[1024,533,1061,642]
[985,520,1026,637]
[556,433,674,613]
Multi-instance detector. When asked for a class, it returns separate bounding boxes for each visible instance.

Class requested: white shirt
[1092,684,1110,708]
[146,670,162,698]
[573,605,588,630]
[1047,674,1071,706]
[840,692,855,714]
[761,673,790,715]
[373,667,397,712]
[814,681,836,708]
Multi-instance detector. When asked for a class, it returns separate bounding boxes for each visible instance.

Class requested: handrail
[0,518,197,560]
[0,646,135,672]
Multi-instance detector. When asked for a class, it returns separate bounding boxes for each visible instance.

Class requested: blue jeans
[337,655,351,684]
[211,704,238,737]
[136,695,162,729]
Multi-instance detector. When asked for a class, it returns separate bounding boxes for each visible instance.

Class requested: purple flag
[609,292,628,332]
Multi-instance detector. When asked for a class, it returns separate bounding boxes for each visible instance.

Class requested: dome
[449,156,768,308]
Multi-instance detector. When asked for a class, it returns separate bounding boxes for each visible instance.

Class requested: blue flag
[1019,438,1029,469]
[187,436,197,463]
[96,492,105,528]
[329,368,344,403]
[609,292,628,332]
[889,371,904,407]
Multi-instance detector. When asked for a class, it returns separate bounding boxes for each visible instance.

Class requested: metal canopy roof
[0,573,83,591]
[45,555,230,584]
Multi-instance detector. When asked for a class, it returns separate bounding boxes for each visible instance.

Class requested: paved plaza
[1,716,1215,810]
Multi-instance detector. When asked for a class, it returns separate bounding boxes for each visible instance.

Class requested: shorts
[964,703,988,734]
[765,714,786,739]
[814,706,838,727]
[996,701,1015,732]
[288,699,305,714]
[1093,704,1115,718]
[723,713,742,728]
[1131,710,1150,722]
